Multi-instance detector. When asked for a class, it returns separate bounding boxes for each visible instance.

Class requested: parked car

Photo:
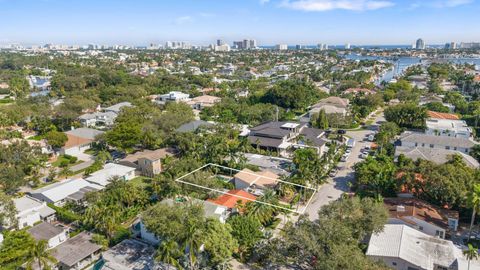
[360,152,369,159]
[329,169,337,177]
[338,129,347,135]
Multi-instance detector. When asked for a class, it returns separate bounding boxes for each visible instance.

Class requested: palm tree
[181,221,203,270]
[246,189,279,225]
[25,240,57,270]
[156,240,183,270]
[464,244,479,270]
[467,184,480,240]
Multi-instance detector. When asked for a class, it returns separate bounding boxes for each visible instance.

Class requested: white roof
[30,179,103,203]
[14,196,44,212]
[85,163,135,186]
[426,119,471,133]
[281,123,300,129]
[367,224,479,270]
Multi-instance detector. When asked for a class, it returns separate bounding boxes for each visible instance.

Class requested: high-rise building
[317,43,328,50]
[233,39,257,50]
[295,45,303,50]
[445,42,457,50]
[345,43,351,49]
[217,39,225,46]
[415,38,425,50]
[275,44,288,51]
[214,44,230,52]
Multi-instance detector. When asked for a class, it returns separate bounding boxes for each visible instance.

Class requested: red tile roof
[207,189,257,209]
[427,111,460,120]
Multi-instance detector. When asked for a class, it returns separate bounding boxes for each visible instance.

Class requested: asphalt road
[305,112,385,220]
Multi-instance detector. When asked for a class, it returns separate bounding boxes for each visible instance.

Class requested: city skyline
[1,0,479,45]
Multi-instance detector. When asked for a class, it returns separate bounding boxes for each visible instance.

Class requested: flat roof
[53,232,101,267]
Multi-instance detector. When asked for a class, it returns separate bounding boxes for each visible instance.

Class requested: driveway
[305,112,385,220]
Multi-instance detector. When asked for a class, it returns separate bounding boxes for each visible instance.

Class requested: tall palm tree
[464,244,479,270]
[25,240,57,270]
[468,184,480,240]
[246,189,279,225]
[181,221,203,270]
[156,240,183,270]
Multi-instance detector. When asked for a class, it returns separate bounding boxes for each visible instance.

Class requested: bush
[47,203,81,224]
[110,226,131,246]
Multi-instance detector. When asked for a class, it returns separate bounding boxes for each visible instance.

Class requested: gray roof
[104,102,132,114]
[300,128,326,147]
[366,224,475,270]
[65,128,104,140]
[248,135,283,148]
[395,146,480,168]
[102,239,165,270]
[53,232,101,267]
[176,120,213,133]
[250,121,306,139]
[399,132,477,149]
[28,222,64,241]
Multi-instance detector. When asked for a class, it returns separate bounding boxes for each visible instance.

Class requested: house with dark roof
[383,197,459,239]
[248,121,326,157]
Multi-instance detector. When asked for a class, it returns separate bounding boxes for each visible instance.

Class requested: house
[234,168,279,196]
[78,102,132,128]
[309,96,349,117]
[103,102,132,114]
[248,121,326,157]
[13,196,56,229]
[28,222,67,249]
[398,132,477,154]
[52,232,102,270]
[78,111,117,127]
[176,120,214,133]
[383,197,459,238]
[187,95,221,110]
[427,111,459,120]
[132,198,229,245]
[60,128,104,156]
[155,91,190,104]
[101,239,166,270]
[425,118,472,138]
[29,179,103,206]
[343,88,376,95]
[85,163,136,187]
[395,146,480,168]
[119,148,175,177]
[207,189,257,212]
[366,224,478,270]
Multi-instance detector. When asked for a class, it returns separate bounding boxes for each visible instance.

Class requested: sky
[0,0,479,46]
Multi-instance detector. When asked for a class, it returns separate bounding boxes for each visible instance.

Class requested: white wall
[368,255,424,270]
[17,212,41,229]
[47,231,68,249]
[388,217,445,238]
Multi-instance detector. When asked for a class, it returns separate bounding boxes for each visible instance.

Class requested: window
[445,146,450,150]
[392,262,397,266]
[415,143,418,147]
[422,143,425,147]
[430,144,434,148]
[454,147,457,150]
[408,267,419,270]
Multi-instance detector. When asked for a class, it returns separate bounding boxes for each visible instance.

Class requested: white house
[13,196,56,229]
[155,91,190,104]
[425,118,472,138]
[85,163,136,187]
[367,224,479,270]
[29,179,103,206]
[399,132,477,154]
[28,222,67,249]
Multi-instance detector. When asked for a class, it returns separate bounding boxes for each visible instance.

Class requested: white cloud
[410,0,473,8]
[260,0,271,4]
[174,16,194,25]
[279,0,395,11]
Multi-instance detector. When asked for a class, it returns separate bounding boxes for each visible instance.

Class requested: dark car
[337,129,346,135]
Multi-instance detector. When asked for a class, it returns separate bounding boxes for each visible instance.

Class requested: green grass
[0,98,13,104]
[52,155,82,167]
[128,176,150,189]
[28,134,44,141]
